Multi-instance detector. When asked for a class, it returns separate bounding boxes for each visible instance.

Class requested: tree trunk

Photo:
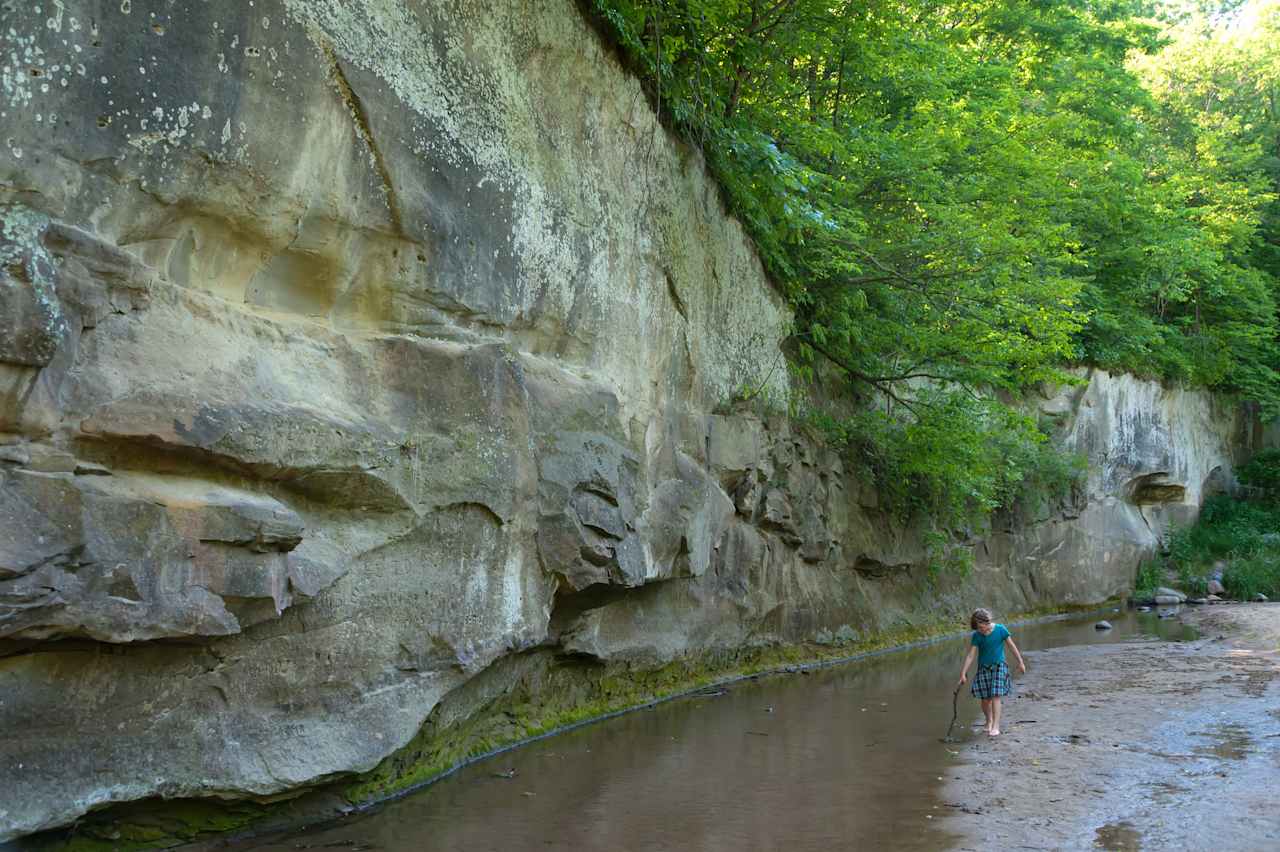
[724,0,761,121]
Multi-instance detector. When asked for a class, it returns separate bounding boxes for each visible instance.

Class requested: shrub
[1162,494,1280,600]
[1134,559,1163,597]
[1222,551,1280,601]
[806,390,1082,531]
[1236,449,1280,499]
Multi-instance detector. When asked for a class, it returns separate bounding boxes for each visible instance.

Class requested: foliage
[923,528,974,582]
[1170,493,1280,558]
[1162,493,1280,599]
[588,0,1280,523]
[1221,550,1280,600]
[1108,1,1280,406]
[1134,558,1165,597]
[805,391,1082,528]
[1235,447,1280,497]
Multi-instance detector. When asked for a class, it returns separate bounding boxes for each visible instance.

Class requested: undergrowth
[1157,494,1280,601]
[803,393,1085,535]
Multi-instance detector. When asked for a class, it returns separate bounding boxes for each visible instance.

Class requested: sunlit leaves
[590,0,1280,519]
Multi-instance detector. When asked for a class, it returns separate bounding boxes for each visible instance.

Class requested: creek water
[237,610,1196,852]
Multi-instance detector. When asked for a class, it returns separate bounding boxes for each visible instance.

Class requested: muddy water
[238,610,1194,852]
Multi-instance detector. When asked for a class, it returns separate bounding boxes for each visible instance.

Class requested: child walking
[956,608,1026,736]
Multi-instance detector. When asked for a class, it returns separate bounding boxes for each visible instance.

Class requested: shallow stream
[236,609,1196,852]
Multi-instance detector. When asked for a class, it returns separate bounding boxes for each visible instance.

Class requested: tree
[590,0,1280,521]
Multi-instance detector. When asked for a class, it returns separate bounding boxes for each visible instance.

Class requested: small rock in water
[1188,598,1209,605]
[1137,606,1152,612]
[1206,594,1222,603]
[1095,620,1112,630]
[1157,610,1177,619]
[1253,593,1269,603]
[1207,579,1226,596]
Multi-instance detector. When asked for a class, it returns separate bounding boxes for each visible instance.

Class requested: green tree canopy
[591,0,1280,523]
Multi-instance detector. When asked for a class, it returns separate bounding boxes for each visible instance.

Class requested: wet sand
[939,604,1280,851]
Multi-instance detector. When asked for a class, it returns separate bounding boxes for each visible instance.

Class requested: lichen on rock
[0,206,65,367]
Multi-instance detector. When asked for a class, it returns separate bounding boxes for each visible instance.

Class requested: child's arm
[1005,636,1027,674]
[956,646,977,687]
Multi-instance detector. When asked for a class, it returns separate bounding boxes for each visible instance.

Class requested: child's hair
[969,608,993,630]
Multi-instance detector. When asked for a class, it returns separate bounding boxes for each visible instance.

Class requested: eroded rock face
[980,370,1251,609]
[0,469,319,642]
[0,0,1254,843]
[554,378,1252,661]
[0,0,789,839]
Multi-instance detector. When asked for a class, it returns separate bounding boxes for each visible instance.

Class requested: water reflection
[239,610,1194,852]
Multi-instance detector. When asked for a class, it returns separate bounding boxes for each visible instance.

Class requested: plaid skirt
[971,662,1012,699]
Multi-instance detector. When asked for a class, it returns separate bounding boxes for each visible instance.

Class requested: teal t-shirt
[971,623,1011,667]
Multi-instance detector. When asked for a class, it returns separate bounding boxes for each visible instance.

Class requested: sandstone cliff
[0,0,1253,841]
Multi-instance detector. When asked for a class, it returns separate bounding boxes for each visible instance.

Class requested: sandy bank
[938,604,1280,850]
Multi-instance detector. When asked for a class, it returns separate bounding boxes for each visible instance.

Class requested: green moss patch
[17,800,269,852]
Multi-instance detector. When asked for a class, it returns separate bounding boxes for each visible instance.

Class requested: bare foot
[990,728,1001,736]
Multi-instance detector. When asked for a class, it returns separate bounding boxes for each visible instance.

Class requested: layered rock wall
[0,0,1253,841]
[979,370,1248,607]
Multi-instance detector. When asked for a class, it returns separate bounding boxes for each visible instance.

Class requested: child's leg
[980,698,992,732]
[990,696,1002,735]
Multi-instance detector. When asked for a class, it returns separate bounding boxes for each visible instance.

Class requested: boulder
[1154,595,1183,606]
[1253,593,1269,603]
[1156,587,1187,602]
